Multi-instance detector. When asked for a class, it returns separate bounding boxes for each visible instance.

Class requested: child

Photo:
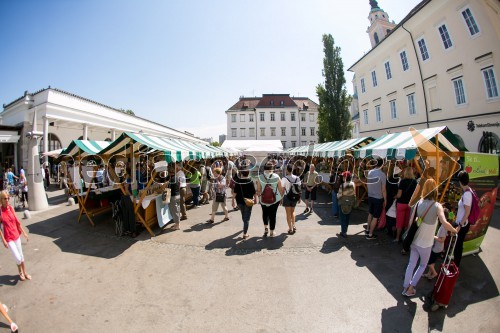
[423,208,450,279]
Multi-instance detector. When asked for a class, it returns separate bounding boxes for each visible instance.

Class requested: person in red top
[0,190,31,281]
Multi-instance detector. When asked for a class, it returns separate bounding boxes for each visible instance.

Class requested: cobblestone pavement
[0,188,498,332]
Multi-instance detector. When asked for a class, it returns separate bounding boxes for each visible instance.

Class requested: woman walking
[454,170,474,267]
[19,172,28,208]
[0,190,31,281]
[395,167,417,242]
[207,168,229,224]
[232,167,257,239]
[402,179,457,297]
[281,164,301,235]
[256,162,284,237]
[336,171,356,238]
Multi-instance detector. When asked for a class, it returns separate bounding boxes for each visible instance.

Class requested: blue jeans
[191,186,200,206]
[332,192,339,216]
[339,209,350,234]
[238,203,253,234]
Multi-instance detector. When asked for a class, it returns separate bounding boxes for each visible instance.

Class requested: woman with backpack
[232,166,257,239]
[336,171,356,238]
[281,164,301,235]
[454,170,475,267]
[256,162,284,238]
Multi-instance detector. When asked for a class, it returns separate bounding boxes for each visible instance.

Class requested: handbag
[243,197,254,207]
[402,202,433,252]
[215,192,226,203]
[386,199,397,218]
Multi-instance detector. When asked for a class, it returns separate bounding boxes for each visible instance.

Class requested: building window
[240,128,246,137]
[260,112,265,121]
[291,141,296,148]
[452,77,467,105]
[291,127,296,136]
[375,105,381,122]
[371,70,378,87]
[231,128,237,137]
[363,109,368,125]
[39,133,62,153]
[282,141,287,149]
[270,100,274,106]
[281,127,286,136]
[384,61,392,80]
[417,37,430,61]
[438,24,453,49]
[291,112,296,121]
[309,113,314,121]
[249,128,255,137]
[240,114,245,122]
[482,67,499,99]
[260,128,265,136]
[271,128,276,136]
[400,51,409,71]
[310,127,315,136]
[249,114,254,122]
[374,32,379,44]
[407,94,417,115]
[301,113,306,122]
[231,114,236,123]
[270,112,275,121]
[301,127,306,136]
[462,7,480,36]
[361,78,366,93]
[301,141,307,146]
[390,100,397,119]
[280,100,284,106]
[280,112,285,121]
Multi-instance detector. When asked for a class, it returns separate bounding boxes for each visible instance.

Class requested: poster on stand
[463,152,499,255]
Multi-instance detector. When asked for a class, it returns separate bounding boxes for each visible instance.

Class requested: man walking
[303,163,319,214]
[365,158,386,239]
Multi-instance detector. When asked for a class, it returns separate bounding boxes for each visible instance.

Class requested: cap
[342,171,351,178]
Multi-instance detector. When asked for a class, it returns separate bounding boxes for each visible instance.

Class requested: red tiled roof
[256,94,296,108]
[227,97,261,111]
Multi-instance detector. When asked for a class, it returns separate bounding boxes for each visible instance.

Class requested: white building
[348,0,500,153]
[0,87,207,171]
[225,94,319,150]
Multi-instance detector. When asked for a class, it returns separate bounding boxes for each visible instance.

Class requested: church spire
[366,1,396,47]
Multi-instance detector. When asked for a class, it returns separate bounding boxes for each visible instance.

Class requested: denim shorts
[368,197,384,218]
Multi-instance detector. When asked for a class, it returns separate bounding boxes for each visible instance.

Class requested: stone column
[112,128,116,141]
[83,123,88,140]
[43,116,49,165]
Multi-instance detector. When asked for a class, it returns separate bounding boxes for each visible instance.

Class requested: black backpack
[286,176,301,202]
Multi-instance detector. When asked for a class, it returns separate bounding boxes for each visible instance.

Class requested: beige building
[225,94,319,150]
[348,0,500,153]
[0,87,207,171]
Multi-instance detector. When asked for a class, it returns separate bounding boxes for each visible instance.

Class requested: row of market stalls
[283,126,498,256]
[56,133,232,236]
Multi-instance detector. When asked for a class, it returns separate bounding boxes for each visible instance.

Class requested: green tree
[316,34,352,143]
[210,142,220,147]
[120,109,135,116]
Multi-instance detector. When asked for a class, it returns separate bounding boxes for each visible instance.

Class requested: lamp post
[27,108,48,211]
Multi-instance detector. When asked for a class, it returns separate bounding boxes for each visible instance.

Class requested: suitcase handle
[435,234,458,293]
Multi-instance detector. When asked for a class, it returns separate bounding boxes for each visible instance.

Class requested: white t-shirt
[432,225,448,253]
[281,174,301,194]
[176,170,187,188]
[456,191,472,226]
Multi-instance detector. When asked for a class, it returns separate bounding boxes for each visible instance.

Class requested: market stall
[97,132,217,236]
[354,126,498,255]
[58,140,112,226]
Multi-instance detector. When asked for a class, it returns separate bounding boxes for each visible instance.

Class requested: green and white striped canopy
[97,132,223,162]
[313,137,374,157]
[59,140,111,158]
[353,126,465,159]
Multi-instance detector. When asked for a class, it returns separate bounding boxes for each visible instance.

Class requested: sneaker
[10,322,18,332]
[366,234,377,240]
[337,232,347,239]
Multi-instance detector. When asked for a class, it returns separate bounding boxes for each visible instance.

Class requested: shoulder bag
[402,201,433,252]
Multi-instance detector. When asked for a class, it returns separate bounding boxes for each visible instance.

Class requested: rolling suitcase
[431,234,459,311]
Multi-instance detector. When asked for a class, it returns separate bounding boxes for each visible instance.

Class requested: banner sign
[463,152,499,255]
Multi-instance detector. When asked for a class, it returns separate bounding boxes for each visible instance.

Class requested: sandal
[404,288,416,297]
[24,273,31,280]
[288,230,294,235]
[263,228,268,237]
[10,322,18,332]
[206,219,214,224]
[19,273,25,281]
[222,217,229,222]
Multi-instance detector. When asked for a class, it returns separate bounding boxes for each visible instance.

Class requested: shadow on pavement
[204,230,288,256]
[0,274,20,286]
[28,209,137,259]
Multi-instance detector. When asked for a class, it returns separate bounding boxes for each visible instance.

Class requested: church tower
[366,0,396,48]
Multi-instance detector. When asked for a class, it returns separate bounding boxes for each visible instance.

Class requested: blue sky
[0,0,420,141]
